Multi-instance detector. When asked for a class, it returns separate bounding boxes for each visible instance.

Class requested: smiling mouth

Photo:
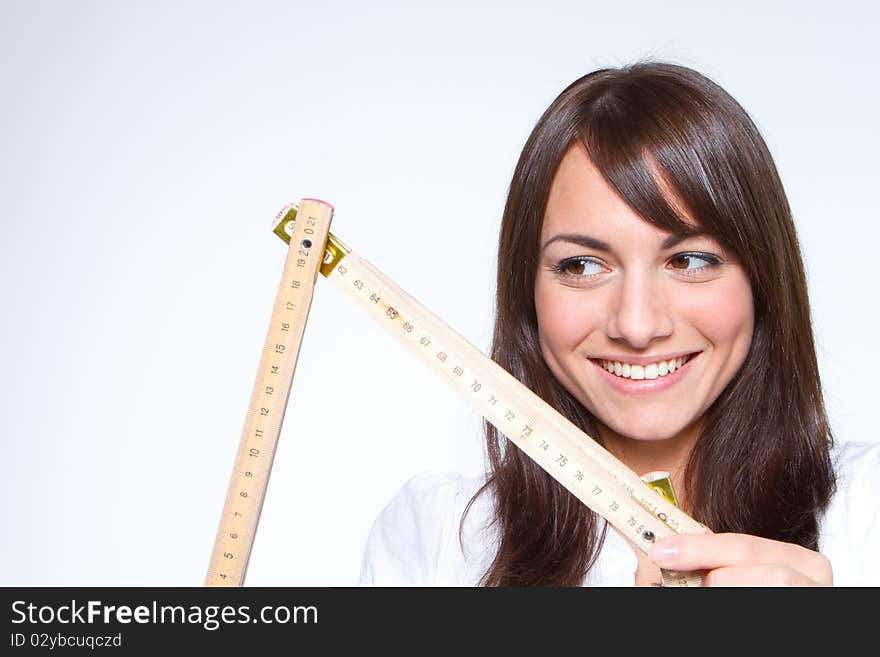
[589,352,701,381]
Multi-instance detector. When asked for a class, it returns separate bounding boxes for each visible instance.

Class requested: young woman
[357,62,880,586]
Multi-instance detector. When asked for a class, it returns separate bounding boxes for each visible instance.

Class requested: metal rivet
[301,239,312,249]
[643,530,655,543]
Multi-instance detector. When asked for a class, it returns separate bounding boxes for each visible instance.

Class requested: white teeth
[598,354,692,380]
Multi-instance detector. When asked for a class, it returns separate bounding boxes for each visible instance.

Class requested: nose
[605,271,674,349]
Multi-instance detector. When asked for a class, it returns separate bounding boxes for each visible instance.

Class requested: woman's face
[534,144,754,446]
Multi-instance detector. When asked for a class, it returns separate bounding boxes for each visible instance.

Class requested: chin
[598,414,692,443]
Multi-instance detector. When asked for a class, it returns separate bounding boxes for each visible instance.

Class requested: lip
[589,351,696,367]
[589,352,701,396]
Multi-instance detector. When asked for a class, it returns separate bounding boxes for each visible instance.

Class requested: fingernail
[648,538,679,563]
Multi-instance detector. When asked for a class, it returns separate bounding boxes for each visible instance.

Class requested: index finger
[648,532,831,583]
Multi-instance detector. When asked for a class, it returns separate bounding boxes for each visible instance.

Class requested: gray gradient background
[2,1,877,586]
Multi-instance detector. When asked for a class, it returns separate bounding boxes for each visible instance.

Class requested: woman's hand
[648,532,833,586]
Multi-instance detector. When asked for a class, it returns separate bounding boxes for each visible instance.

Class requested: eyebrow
[541,230,708,253]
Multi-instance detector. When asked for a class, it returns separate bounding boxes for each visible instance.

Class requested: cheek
[535,282,585,350]
[534,279,604,369]
[684,273,755,357]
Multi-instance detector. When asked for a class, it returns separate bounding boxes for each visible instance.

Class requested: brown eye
[563,260,586,275]
[667,252,720,273]
[669,254,692,270]
[553,257,605,279]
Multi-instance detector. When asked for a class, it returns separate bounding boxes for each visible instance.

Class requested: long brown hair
[464,62,836,586]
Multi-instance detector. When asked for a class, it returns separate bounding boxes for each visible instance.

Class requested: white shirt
[357,441,880,586]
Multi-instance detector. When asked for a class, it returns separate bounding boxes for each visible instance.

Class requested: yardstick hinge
[272,202,350,276]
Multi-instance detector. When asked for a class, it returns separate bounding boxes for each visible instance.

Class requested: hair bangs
[578,80,730,246]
